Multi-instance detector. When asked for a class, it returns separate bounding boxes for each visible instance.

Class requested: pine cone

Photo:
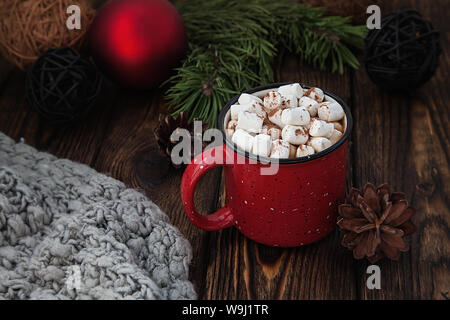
[154,111,209,168]
[337,183,417,263]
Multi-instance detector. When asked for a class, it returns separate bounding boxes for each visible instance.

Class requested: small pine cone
[154,111,209,168]
[337,183,417,263]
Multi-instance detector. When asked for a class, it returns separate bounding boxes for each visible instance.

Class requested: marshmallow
[270,139,290,158]
[299,96,319,117]
[227,85,345,159]
[262,125,281,140]
[264,91,283,110]
[230,102,265,120]
[226,129,235,138]
[236,111,263,133]
[277,83,303,99]
[268,127,281,140]
[307,137,332,153]
[232,129,254,152]
[247,102,266,118]
[267,108,285,128]
[329,129,343,144]
[304,87,324,103]
[309,119,334,138]
[281,94,298,108]
[230,104,247,120]
[252,134,272,157]
[281,125,309,145]
[303,118,313,130]
[296,145,315,157]
[318,102,345,122]
[248,102,267,118]
[281,107,310,126]
[238,93,262,105]
[227,119,237,130]
[332,121,344,133]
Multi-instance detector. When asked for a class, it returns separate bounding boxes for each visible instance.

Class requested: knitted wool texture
[0,132,196,300]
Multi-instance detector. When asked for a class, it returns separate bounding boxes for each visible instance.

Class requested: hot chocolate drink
[226,83,346,159]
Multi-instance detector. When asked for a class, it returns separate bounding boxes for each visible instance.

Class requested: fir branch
[166,0,368,126]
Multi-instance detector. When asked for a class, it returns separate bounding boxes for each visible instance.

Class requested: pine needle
[165,0,368,126]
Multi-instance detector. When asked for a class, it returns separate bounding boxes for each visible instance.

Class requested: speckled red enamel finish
[181,142,348,247]
[224,143,347,247]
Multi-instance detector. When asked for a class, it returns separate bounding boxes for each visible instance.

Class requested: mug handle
[181,145,235,231]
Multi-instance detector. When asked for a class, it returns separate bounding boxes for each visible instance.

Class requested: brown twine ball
[0,0,96,70]
[303,0,382,24]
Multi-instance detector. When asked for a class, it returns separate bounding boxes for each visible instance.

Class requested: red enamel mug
[181,83,353,247]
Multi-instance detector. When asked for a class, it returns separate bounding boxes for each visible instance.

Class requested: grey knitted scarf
[0,132,196,300]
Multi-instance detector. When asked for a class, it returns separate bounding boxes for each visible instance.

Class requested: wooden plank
[352,0,450,300]
[201,54,357,299]
[91,89,222,297]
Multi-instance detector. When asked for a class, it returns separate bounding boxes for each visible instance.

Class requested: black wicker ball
[365,10,441,92]
[25,47,103,123]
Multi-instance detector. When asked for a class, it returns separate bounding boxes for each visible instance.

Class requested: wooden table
[0,0,448,300]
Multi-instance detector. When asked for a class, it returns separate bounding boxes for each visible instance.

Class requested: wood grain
[0,71,29,139]
[350,0,450,300]
[0,70,119,167]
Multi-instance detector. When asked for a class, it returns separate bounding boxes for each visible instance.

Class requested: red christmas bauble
[89,0,187,89]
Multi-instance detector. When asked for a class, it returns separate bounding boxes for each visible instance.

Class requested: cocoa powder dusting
[263,118,281,131]
[305,88,315,96]
[267,107,281,118]
[295,128,305,136]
